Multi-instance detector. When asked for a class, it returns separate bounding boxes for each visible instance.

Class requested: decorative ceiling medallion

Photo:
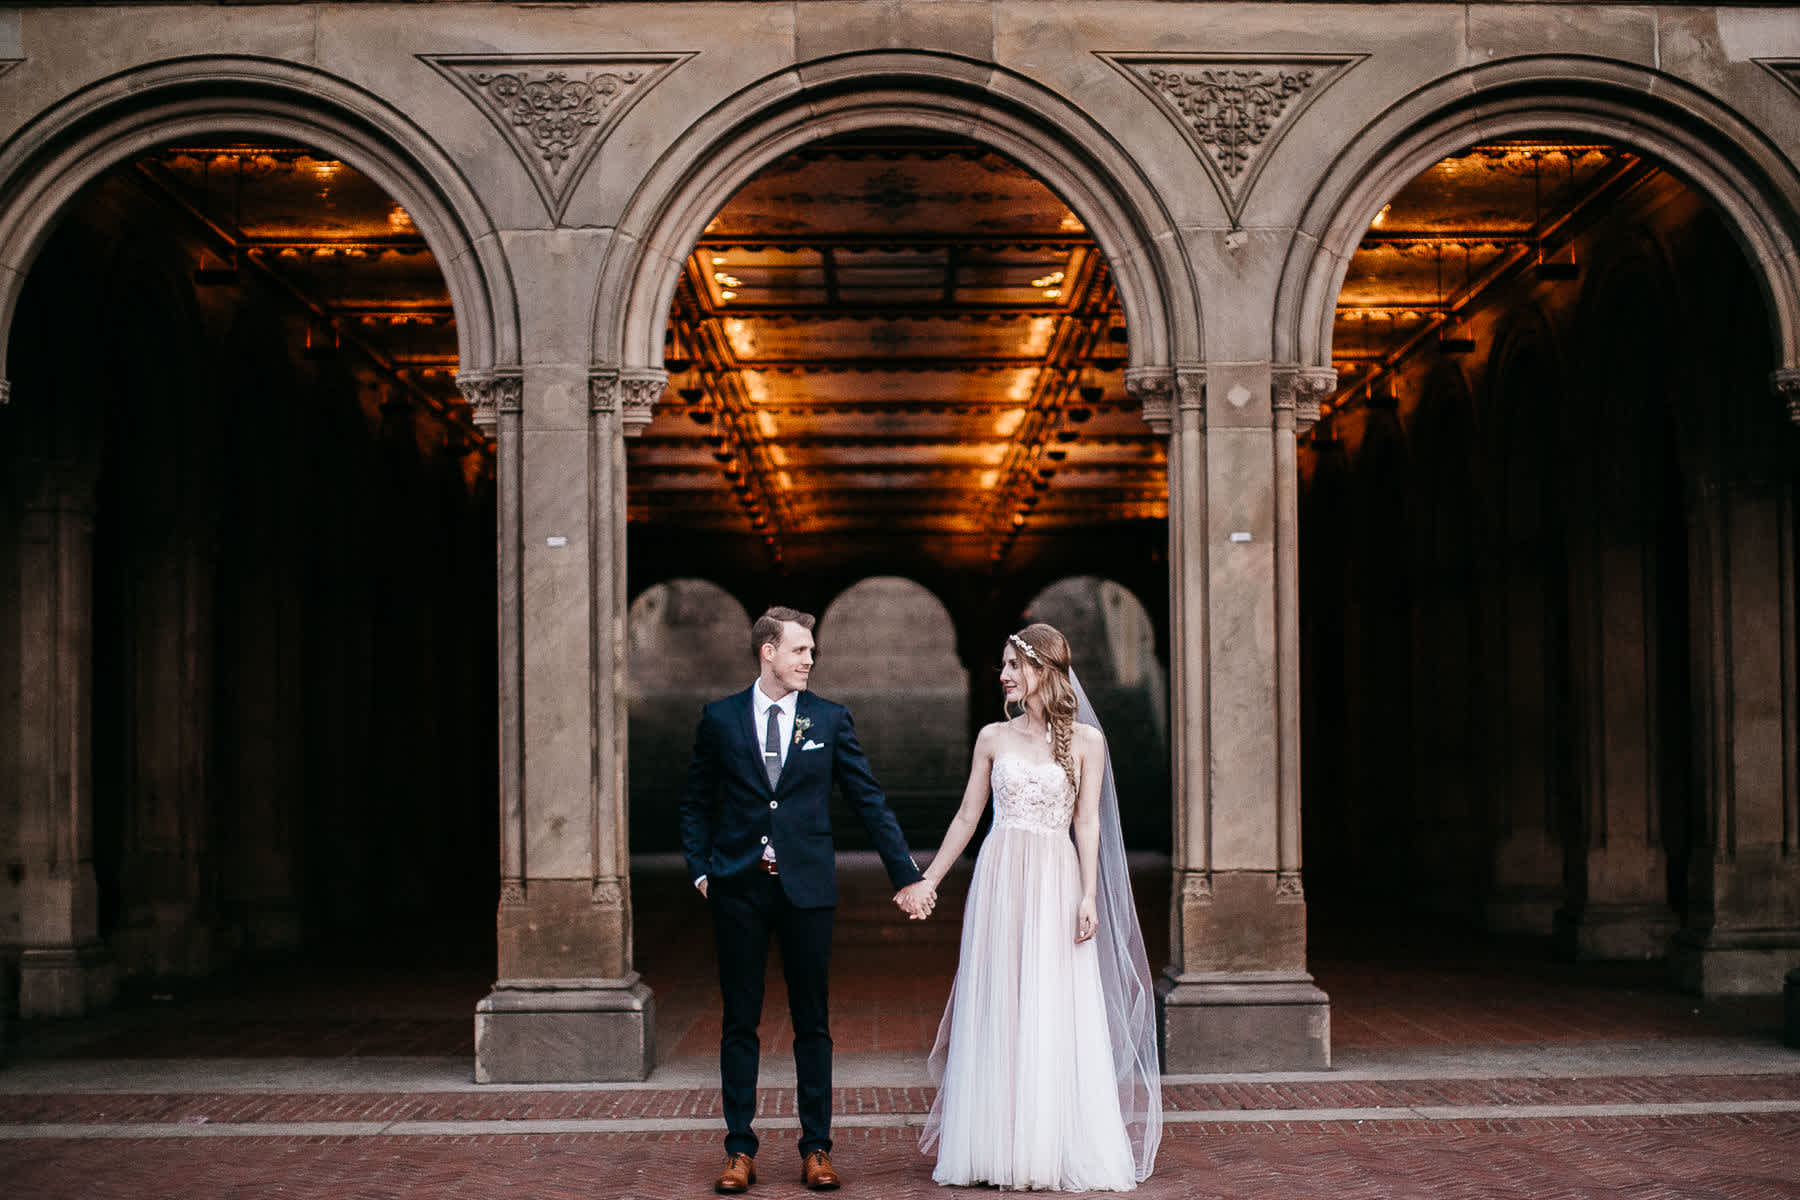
[1098,52,1365,223]
[1755,58,1800,104]
[421,52,693,221]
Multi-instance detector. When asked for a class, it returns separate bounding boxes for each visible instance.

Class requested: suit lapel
[738,686,774,797]
[776,692,820,798]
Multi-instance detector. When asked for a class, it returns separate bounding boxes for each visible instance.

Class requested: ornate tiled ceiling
[119,135,1656,556]
[634,135,1149,567]
[1328,143,1651,407]
[134,144,469,439]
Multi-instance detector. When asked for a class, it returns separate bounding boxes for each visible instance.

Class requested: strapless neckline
[993,752,1062,774]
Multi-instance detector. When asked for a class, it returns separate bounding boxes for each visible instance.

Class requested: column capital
[1773,366,1800,425]
[455,370,522,430]
[1127,366,1205,434]
[1272,366,1337,435]
[589,367,667,435]
[1123,365,1174,434]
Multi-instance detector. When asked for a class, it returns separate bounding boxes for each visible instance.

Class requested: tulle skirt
[921,824,1138,1191]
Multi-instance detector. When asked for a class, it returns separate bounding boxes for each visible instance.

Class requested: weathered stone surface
[1157,974,1330,1073]
[18,945,115,1020]
[796,0,995,64]
[494,879,631,981]
[475,976,653,1083]
[1172,869,1307,975]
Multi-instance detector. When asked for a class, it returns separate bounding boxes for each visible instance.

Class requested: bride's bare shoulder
[1073,722,1106,751]
[974,721,1011,747]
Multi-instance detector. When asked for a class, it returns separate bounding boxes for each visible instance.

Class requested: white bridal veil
[1070,666,1164,1181]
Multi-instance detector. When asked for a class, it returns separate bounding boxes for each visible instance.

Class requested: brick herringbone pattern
[3,1116,1796,1199]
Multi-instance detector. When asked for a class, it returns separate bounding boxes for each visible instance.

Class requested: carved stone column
[1554,396,1676,960]
[13,456,117,1016]
[1142,363,1329,1072]
[1671,449,1800,994]
[467,365,657,1081]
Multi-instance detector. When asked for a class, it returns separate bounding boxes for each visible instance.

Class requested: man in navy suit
[681,606,935,1193]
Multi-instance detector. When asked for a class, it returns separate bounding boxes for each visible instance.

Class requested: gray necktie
[764,704,783,789]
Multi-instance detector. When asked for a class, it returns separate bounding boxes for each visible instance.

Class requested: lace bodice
[990,753,1075,835]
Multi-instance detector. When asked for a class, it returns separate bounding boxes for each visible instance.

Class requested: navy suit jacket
[679,686,924,908]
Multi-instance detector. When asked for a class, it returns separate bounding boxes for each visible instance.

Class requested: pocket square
[801,739,826,751]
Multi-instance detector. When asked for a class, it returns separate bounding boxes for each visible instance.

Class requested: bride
[905,622,1161,1190]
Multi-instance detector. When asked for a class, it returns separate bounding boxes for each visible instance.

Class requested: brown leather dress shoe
[801,1150,840,1191]
[715,1152,755,1194]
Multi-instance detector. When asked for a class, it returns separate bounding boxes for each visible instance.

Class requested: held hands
[1075,896,1098,943]
[894,879,937,920]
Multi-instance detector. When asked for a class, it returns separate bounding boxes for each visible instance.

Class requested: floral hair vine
[1008,632,1043,665]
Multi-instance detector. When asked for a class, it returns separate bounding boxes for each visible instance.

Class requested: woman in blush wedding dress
[909,622,1161,1191]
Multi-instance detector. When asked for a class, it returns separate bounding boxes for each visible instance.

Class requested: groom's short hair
[753,606,816,657]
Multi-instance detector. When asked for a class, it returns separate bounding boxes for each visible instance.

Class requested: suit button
[770,801,778,809]
[760,836,769,845]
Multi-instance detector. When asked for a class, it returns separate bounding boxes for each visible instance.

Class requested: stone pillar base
[1156,971,1330,1072]
[1671,930,1800,996]
[18,945,118,1018]
[474,974,654,1083]
[1554,903,1678,961]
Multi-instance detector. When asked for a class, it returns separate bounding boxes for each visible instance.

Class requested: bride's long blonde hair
[1007,622,1079,796]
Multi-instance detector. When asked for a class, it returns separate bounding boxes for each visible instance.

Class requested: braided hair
[1010,623,1079,796]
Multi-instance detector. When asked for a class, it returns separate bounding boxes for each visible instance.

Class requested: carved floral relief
[1098,53,1364,224]
[422,53,693,221]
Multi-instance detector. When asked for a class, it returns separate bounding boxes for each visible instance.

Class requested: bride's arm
[920,724,999,891]
[1072,725,1105,942]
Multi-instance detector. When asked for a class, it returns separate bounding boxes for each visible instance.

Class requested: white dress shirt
[752,678,798,772]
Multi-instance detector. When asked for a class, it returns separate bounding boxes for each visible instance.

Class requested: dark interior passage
[1301,143,1797,986]
[0,145,496,1017]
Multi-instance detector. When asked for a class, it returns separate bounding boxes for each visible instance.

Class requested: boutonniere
[793,716,812,746]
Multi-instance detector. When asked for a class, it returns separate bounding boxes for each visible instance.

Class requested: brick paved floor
[5,856,1795,1198]
[4,1116,1798,1200]
[3,1074,1798,1125]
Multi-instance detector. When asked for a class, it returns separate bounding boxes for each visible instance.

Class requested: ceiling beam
[696,233,1089,252]
[129,160,483,450]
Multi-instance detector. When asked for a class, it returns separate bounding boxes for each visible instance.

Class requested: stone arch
[1022,576,1169,851]
[591,49,1199,406]
[810,576,968,842]
[1274,56,1800,395]
[814,575,958,669]
[627,578,754,687]
[0,56,520,393]
[625,578,753,853]
[1023,576,1161,683]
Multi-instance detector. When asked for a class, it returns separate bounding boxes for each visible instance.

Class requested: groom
[681,606,935,1193]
